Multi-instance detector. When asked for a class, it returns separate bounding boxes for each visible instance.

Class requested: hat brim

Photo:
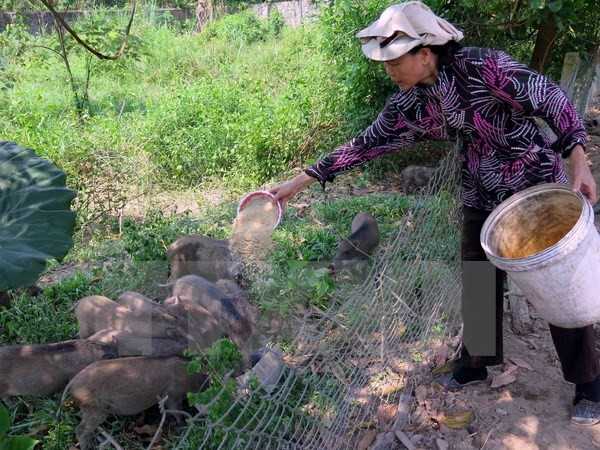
[361,35,426,61]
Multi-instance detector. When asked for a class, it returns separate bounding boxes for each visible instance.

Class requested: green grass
[0,13,350,197]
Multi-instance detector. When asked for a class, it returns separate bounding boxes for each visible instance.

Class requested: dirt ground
[397,135,600,450]
[298,134,600,450]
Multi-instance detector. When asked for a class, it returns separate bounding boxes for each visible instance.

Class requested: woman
[269,1,599,425]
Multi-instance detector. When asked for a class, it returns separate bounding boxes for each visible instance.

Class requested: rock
[435,438,449,450]
[368,432,395,450]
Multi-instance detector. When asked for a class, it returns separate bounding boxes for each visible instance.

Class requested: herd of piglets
[0,211,381,449]
[0,235,261,450]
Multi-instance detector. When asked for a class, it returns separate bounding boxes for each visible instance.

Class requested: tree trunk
[194,0,210,32]
[530,14,558,75]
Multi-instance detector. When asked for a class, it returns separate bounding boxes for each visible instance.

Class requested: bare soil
[295,136,600,450]
[390,136,600,450]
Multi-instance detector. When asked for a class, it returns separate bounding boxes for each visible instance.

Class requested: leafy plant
[256,260,336,315]
[201,8,284,45]
[182,339,313,449]
[0,402,39,450]
[0,273,96,345]
[0,141,77,291]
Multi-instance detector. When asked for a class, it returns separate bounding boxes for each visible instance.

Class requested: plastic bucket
[480,183,600,328]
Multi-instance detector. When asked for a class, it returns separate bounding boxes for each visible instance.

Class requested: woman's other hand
[570,145,597,204]
[269,173,317,209]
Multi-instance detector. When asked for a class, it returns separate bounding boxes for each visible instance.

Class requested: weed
[0,402,38,450]
[0,273,98,345]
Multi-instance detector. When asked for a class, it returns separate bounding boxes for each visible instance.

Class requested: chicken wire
[174,145,463,450]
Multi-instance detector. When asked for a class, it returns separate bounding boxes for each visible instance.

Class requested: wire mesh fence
[158,146,464,449]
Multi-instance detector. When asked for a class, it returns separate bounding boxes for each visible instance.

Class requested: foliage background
[1,1,596,225]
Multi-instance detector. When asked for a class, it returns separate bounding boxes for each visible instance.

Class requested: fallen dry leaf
[491,364,518,388]
[133,424,158,436]
[356,429,377,450]
[377,404,399,424]
[329,362,347,383]
[415,385,428,406]
[433,345,450,368]
[309,210,324,226]
[380,384,404,397]
[293,203,310,216]
[431,358,461,375]
[440,411,474,429]
[509,357,533,370]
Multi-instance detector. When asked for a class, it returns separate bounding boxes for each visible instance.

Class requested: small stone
[436,438,449,450]
[495,408,509,416]
[439,424,452,434]
[410,433,423,445]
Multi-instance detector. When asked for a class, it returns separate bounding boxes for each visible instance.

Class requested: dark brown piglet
[61,356,208,450]
[167,235,242,283]
[330,212,380,273]
[0,337,118,405]
[401,165,438,194]
[172,275,258,351]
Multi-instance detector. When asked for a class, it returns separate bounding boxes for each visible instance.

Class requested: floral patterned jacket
[305,47,588,211]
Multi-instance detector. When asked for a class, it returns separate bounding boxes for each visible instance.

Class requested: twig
[149,394,202,450]
[146,395,170,450]
[98,426,124,450]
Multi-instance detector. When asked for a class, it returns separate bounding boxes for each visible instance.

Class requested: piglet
[60,356,208,450]
[171,275,258,352]
[167,235,242,283]
[75,295,187,342]
[401,165,438,194]
[0,336,118,406]
[330,212,380,273]
[88,329,188,357]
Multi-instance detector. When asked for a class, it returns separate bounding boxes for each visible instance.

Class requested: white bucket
[480,183,600,328]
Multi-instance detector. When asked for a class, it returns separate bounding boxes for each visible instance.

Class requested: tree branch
[37,0,137,60]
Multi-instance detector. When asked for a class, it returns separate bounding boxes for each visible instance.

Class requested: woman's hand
[569,145,597,204]
[268,173,317,209]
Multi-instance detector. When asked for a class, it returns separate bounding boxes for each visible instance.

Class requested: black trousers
[460,206,600,384]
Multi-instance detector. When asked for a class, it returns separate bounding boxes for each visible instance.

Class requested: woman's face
[383,49,437,91]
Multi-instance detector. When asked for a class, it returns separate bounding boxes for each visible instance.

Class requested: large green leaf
[0,403,8,438]
[0,404,39,450]
[0,436,40,450]
[0,141,77,290]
